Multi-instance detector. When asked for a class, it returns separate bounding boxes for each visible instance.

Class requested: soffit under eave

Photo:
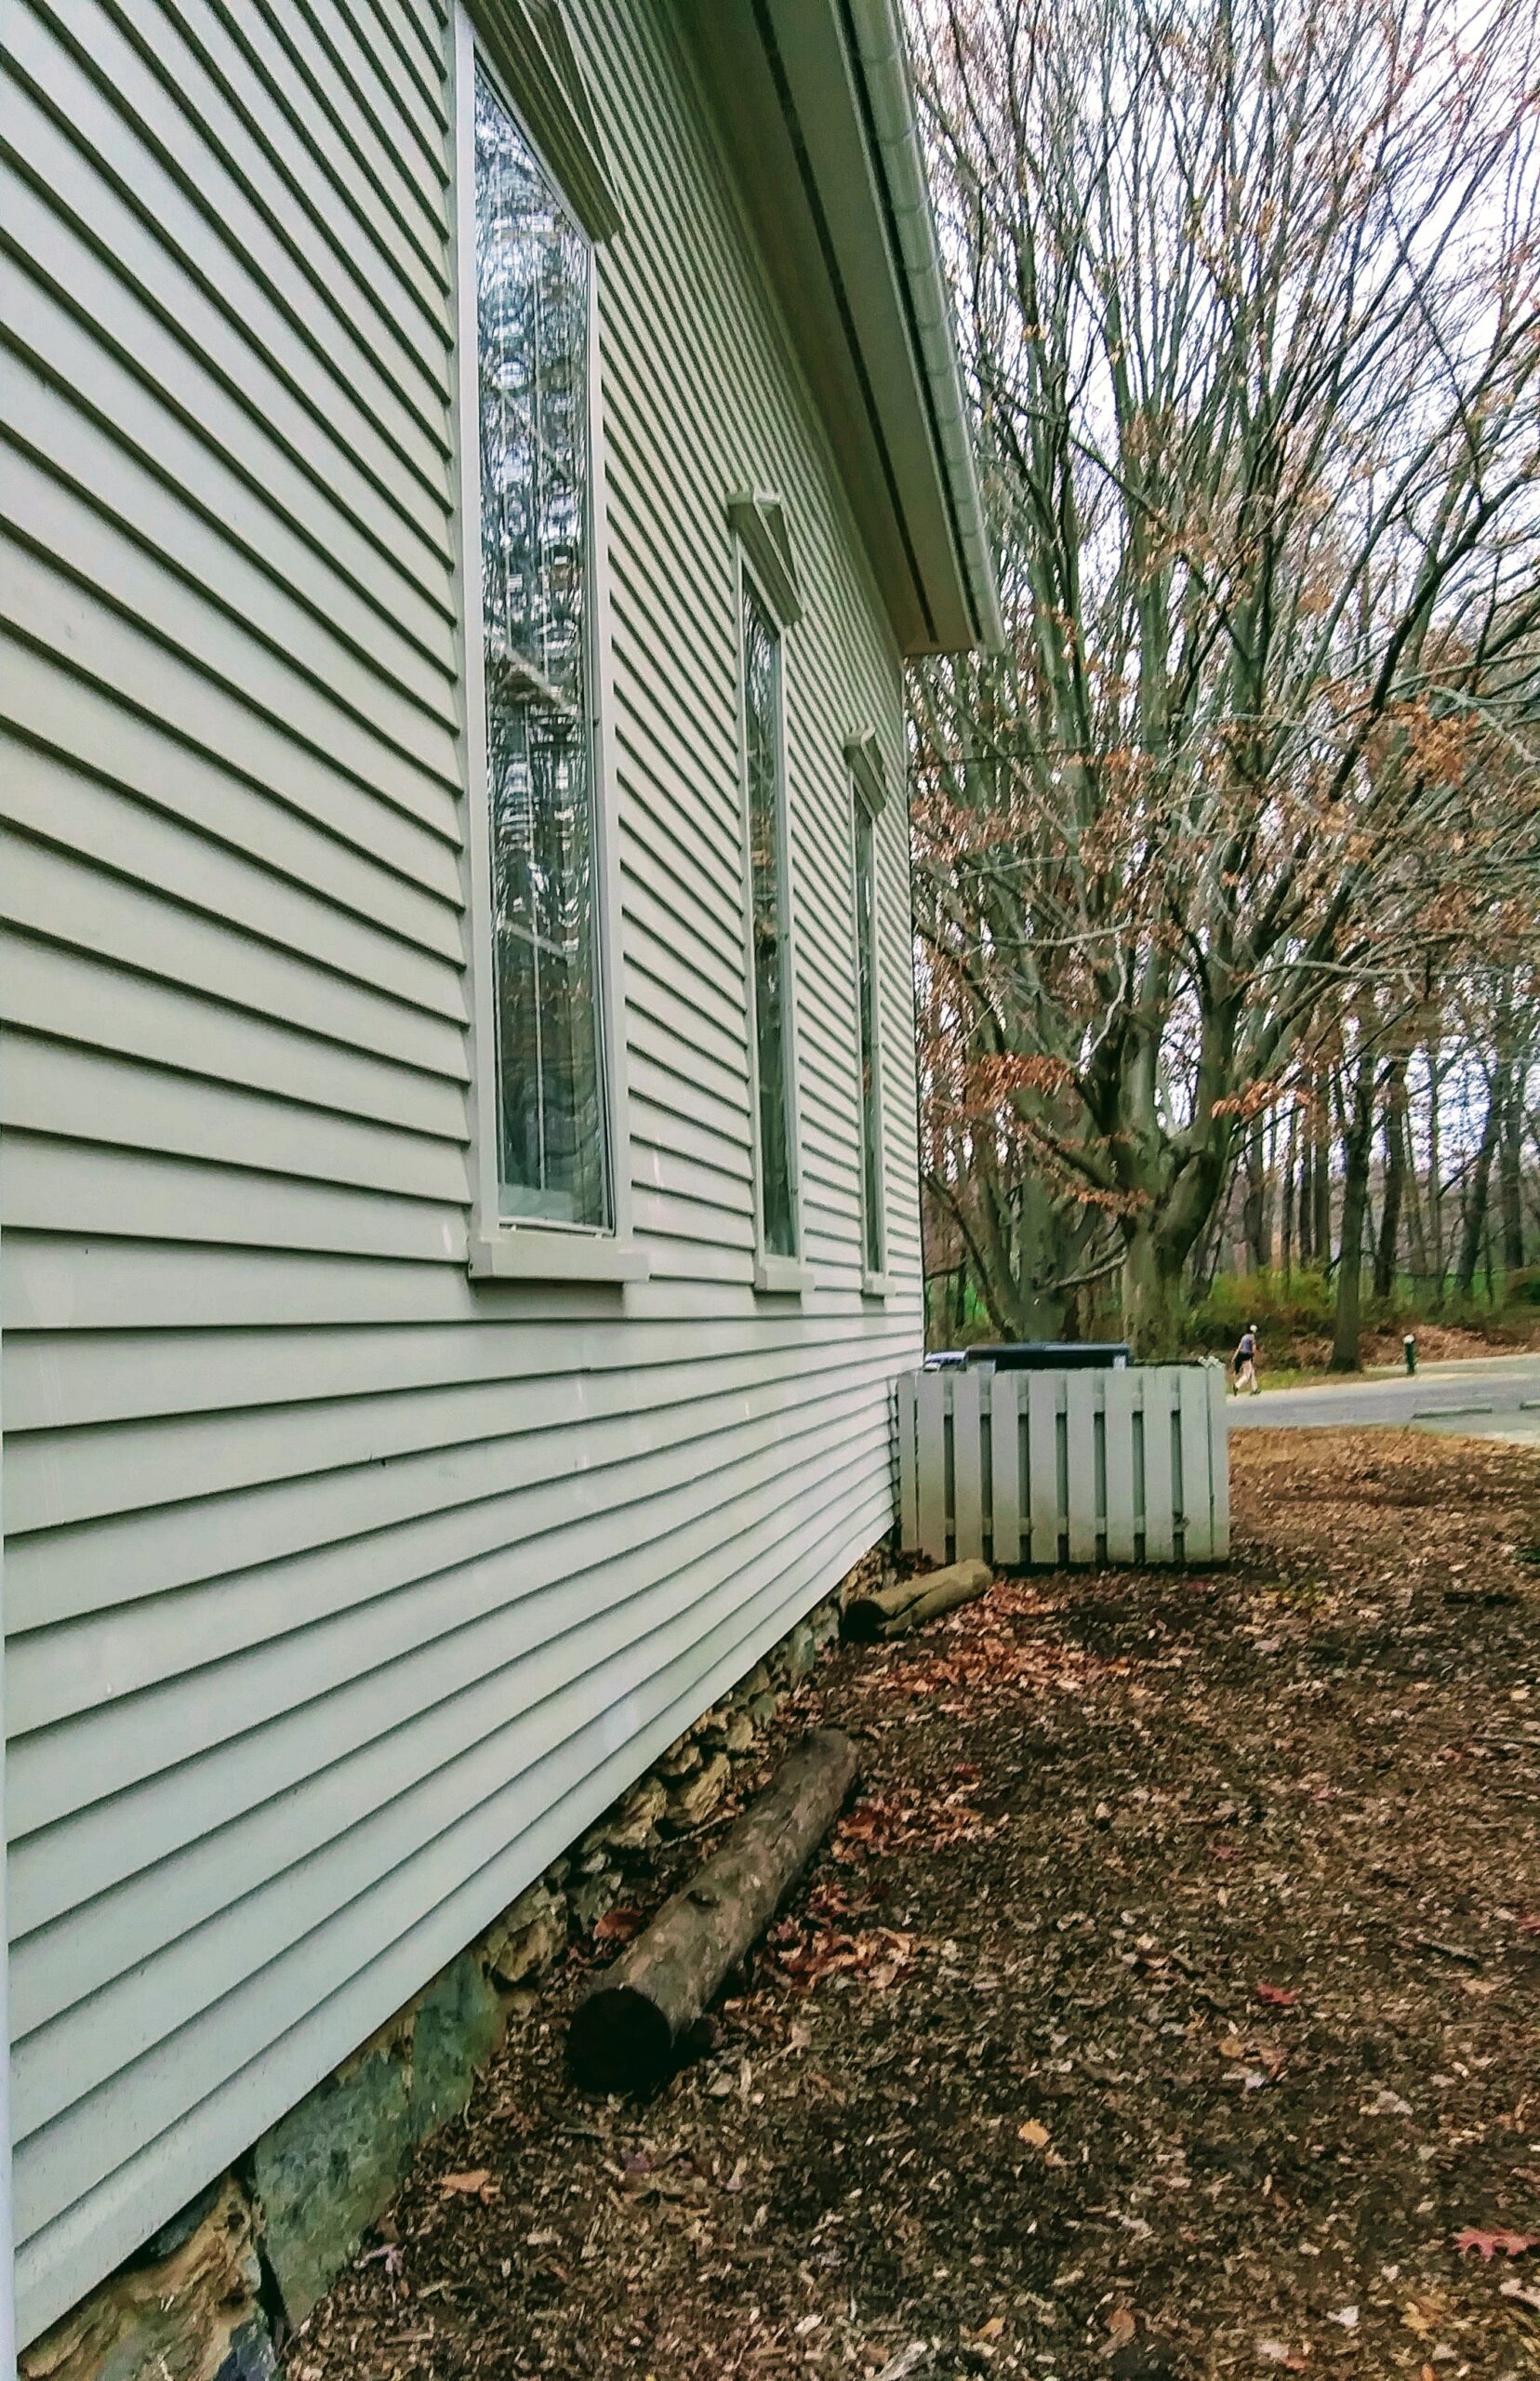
[678,0,978,657]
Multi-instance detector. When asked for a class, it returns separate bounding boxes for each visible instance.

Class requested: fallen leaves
[885,1625,1112,1710]
[768,1887,918,1993]
[1400,2300,1438,2340]
[1453,2226,1540,2258]
[833,1788,1003,1863]
[287,1428,1540,2381]
[592,1906,645,1945]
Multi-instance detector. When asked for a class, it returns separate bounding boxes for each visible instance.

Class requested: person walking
[1232,1323,1260,1395]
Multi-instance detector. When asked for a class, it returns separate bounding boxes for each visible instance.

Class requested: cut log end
[567,1984,674,2092]
[843,1557,992,1641]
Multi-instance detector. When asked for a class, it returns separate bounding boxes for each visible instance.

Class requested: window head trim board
[844,727,888,820]
[453,5,645,1285]
[472,0,621,241]
[727,492,802,628]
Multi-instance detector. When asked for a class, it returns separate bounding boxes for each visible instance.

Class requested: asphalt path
[1227,1350,1540,1443]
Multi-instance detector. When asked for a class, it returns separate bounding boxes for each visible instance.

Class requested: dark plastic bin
[965,1341,1130,1371]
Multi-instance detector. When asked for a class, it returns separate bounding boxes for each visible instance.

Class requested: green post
[1403,1333,1416,1376]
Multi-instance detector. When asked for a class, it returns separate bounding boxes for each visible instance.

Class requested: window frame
[733,534,809,1297]
[453,6,644,1284]
[848,740,889,1298]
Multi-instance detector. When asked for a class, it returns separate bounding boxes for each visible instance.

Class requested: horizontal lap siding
[0,0,922,2346]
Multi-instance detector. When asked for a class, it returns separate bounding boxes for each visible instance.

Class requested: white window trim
[844,728,889,821]
[726,492,803,627]
[471,0,622,242]
[847,734,889,1299]
[733,530,810,1297]
[452,7,645,1287]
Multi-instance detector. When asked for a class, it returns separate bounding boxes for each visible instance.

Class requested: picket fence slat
[1064,1373,1098,1563]
[896,1363,1228,1572]
[1102,1368,1138,1563]
[1142,1369,1177,1563]
[896,1374,920,1553]
[1208,1364,1232,1559]
[951,1369,984,1561]
[989,1370,1022,1565]
[916,1369,949,1562]
[1027,1371,1060,1567]
[1177,1365,1214,1561]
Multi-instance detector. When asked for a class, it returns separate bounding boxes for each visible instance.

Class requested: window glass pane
[855,798,883,1275]
[475,67,608,1228]
[742,581,796,1257]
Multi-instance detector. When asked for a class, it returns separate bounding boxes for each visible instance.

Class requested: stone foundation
[22,1546,891,2381]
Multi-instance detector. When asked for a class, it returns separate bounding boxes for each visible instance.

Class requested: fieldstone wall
[21,1544,891,2381]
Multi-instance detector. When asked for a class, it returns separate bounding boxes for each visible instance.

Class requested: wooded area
[908,0,1540,1363]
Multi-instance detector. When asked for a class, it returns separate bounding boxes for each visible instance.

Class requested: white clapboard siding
[899,1365,1231,1571]
[0,0,923,2346]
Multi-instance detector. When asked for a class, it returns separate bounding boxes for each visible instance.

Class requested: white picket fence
[896,1362,1229,1567]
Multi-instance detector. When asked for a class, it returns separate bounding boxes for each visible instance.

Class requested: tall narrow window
[741,578,798,1258]
[853,791,884,1278]
[475,64,608,1228]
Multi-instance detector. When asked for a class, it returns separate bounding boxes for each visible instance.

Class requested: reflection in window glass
[741,580,797,1258]
[475,67,608,1227]
[854,795,883,1276]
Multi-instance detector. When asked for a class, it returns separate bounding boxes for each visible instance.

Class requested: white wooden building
[0,0,997,2348]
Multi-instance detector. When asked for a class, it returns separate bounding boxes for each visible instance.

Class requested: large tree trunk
[1455,1075,1503,1298]
[936,1164,1086,1345]
[1499,1067,1525,1273]
[1427,1039,1446,1297]
[568,1729,857,2089]
[1313,1076,1334,1271]
[1242,1120,1269,1272]
[1331,1053,1375,1368]
[1281,1105,1297,1280]
[1122,1229,1188,1358]
[1373,1058,1407,1300]
[1401,1096,1429,1281]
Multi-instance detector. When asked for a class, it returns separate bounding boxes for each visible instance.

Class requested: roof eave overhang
[679,0,1002,658]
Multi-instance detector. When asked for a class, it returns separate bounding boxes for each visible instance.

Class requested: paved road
[1227,1350,1540,1443]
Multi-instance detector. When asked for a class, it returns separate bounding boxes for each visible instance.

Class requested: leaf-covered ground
[287,1430,1539,2381]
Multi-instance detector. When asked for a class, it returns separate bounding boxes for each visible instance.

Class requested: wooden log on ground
[843,1556,992,1642]
[568,1726,858,2090]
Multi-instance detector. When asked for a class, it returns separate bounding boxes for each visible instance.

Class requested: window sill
[470,1229,651,1285]
[753,1254,814,1296]
[861,1271,891,1300]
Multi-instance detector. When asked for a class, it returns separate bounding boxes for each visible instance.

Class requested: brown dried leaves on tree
[909,0,1540,1353]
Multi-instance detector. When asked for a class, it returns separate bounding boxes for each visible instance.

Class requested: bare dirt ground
[288,1431,1539,2381]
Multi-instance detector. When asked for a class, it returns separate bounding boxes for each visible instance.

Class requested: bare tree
[910,0,1540,1352]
